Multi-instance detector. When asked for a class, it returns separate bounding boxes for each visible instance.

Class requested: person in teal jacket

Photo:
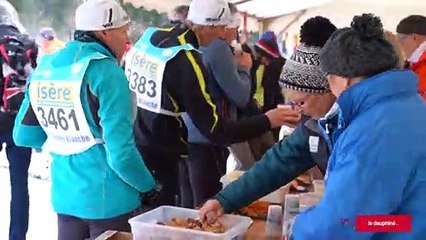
[199,16,338,219]
[291,14,426,240]
[12,0,155,239]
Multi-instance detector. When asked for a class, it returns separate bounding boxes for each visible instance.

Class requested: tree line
[8,0,167,41]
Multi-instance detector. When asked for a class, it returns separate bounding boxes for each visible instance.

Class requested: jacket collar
[305,104,338,135]
[408,40,426,63]
[74,31,116,59]
[336,70,419,127]
[171,24,200,49]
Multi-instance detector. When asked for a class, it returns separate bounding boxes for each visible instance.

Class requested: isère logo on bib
[34,81,80,132]
[127,51,159,100]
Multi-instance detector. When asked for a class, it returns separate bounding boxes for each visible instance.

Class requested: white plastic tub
[259,183,291,204]
[129,206,253,240]
[221,171,290,204]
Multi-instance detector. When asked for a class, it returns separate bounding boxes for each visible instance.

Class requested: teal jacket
[13,41,155,219]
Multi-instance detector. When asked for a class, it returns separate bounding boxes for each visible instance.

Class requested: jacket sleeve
[178,50,271,145]
[215,124,316,212]
[206,40,250,108]
[416,66,426,100]
[291,131,412,240]
[89,60,155,193]
[13,79,47,148]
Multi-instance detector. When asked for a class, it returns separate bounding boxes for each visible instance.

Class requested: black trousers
[57,213,131,240]
[136,145,181,211]
[179,143,229,208]
[0,130,32,240]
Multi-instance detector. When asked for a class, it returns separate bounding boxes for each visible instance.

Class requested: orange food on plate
[238,201,271,218]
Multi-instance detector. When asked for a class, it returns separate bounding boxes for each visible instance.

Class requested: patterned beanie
[280,16,337,93]
[255,31,280,59]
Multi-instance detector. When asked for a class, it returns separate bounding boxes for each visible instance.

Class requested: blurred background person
[384,30,406,68]
[253,31,286,141]
[166,4,189,27]
[37,27,65,58]
[396,15,426,100]
[0,1,38,239]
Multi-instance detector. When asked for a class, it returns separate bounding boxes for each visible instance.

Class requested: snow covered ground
[0,147,56,240]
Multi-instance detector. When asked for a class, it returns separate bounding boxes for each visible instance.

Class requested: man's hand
[265,107,301,128]
[235,51,253,69]
[199,199,225,223]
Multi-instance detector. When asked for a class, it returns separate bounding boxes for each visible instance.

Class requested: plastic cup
[277,104,294,110]
[299,192,322,210]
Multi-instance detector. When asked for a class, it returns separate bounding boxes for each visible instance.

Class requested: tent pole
[258,20,264,36]
[243,12,248,42]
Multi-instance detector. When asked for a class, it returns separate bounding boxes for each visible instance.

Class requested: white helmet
[0,0,26,33]
[187,0,232,26]
[75,0,130,31]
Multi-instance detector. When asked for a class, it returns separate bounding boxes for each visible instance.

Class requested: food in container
[237,201,272,219]
[220,171,290,204]
[129,206,252,240]
[220,170,244,186]
[157,217,225,233]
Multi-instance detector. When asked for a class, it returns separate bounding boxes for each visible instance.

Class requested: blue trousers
[0,130,32,240]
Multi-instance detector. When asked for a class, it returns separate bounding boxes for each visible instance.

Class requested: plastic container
[220,171,245,187]
[265,205,283,237]
[299,192,322,211]
[221,171,290,204]
[282,194,300,240]
[129,206,253,240]
[259,183,291,204]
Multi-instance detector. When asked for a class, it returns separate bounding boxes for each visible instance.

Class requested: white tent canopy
[229,0,332,19]
[125,0,333,20]
[264,0,426,34]
[125,0,426,33]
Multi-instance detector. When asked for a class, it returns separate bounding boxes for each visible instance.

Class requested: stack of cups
[265,205,283,238]
[282,194,301,240]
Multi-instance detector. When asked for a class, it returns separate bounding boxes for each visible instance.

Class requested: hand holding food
[199,199,225,224]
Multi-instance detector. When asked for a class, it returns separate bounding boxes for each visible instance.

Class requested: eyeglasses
[284,101,304,110]
[397,34,413,41]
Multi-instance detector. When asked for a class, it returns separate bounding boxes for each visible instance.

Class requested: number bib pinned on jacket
[125,27,195,116]
[29,53,106,156]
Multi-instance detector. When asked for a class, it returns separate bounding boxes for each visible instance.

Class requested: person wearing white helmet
[0,1,38,240]
[126,0,300,210]
[179,1,256,208]
[224,3,241,44]
[13,0,155,239]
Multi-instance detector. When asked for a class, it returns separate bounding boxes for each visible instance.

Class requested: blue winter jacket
[13,41,155,219]
[292,70,426,240]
